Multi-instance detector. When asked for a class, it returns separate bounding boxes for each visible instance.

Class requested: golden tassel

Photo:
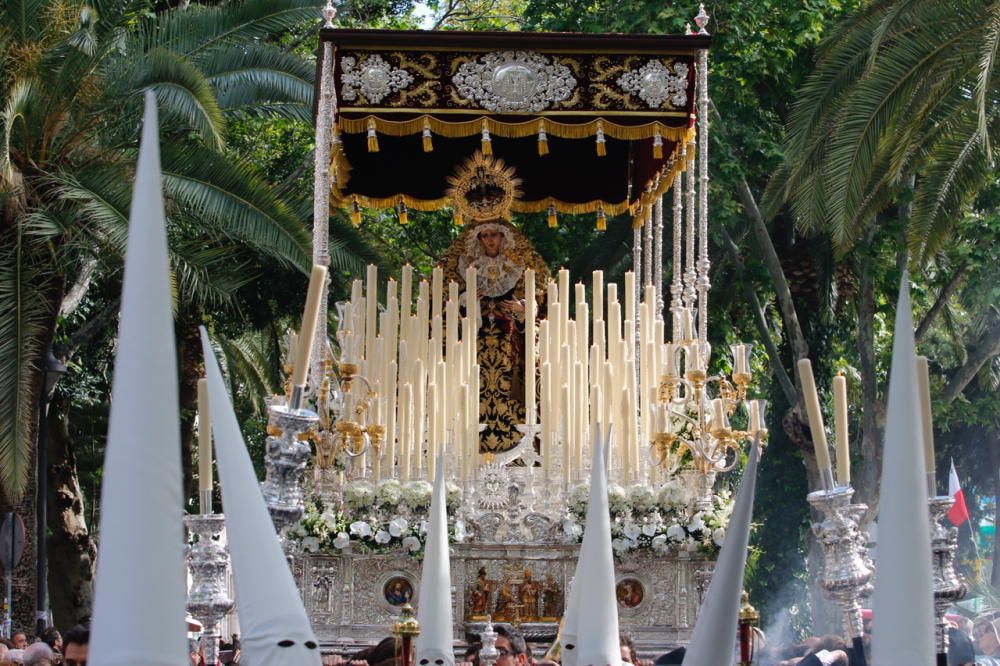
[547,204,558,228]
[596,121,607,157]
[538,121,549,156]
[398,201,408,225]
[481,121,492,155]
[351,197,362,227]
[422,124,433,152]
[367,120,379,152]
[453,210,464,226]
[596,208,607,231]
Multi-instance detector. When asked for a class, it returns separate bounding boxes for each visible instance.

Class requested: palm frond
[199,42,314,108]
[142,0,321,58]
[976,3,1000,157]
[160,143,311,271]
[216,330,281,415]
[0,232,52,500]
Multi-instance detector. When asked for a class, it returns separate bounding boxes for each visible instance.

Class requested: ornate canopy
[318,28,712,221]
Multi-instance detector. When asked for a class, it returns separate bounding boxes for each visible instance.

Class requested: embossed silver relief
[454,51,576,113]
[341,54,414,104]
[617,60,689,109]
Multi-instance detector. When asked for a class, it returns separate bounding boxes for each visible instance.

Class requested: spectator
[494,625,528,666]
[62,624,89,666]
[464,641,482,666]
[38,628,60,655]
[22,643,55,666]
[11,634,27,651]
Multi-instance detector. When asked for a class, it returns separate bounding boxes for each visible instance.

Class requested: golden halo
[445,151,522,223]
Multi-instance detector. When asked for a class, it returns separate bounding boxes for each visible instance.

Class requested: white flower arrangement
[376,479,402,507]
[561,477,737,557]
[344,480,376,511]
[402,480,433,509]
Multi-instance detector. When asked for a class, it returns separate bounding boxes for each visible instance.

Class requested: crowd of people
[0,626,88,666]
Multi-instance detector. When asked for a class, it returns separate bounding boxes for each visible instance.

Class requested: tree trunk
[178,316,204,504]
[992,434,1000,587]
[854,224,883,520]
[0,454,37,637]
[45,394,96,627]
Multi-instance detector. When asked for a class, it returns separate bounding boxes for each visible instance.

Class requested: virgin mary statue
[442,152,549,455]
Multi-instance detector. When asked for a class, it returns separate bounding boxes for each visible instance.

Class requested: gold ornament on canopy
[446,151,522,223]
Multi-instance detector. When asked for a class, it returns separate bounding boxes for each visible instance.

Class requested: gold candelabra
[651,340,767,474]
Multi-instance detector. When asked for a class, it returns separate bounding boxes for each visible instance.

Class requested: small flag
[948,459,970,525]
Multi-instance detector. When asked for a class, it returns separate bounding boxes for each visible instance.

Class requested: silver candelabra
[185,513,235,666]
[928,496,967,657]
[479,616,500,666]
[807,486,874,640]
[262,405,317,559]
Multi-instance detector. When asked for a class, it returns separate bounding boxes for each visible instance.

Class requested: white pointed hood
[415,454,454,666]
[200,328,321,665]
[871,274,935,665]
[574,424,622,666]
[682,436,760,666]
[89,91,187,666]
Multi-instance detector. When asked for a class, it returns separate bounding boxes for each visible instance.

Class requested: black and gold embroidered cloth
[318,29,711,218]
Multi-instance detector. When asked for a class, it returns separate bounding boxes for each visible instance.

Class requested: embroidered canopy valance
[318,28,712,222]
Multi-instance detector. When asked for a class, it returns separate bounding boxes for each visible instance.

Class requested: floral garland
[561,480,734,557]
[290,479,465,557]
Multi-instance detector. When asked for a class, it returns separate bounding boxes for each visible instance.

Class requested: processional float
[193,3,772,660]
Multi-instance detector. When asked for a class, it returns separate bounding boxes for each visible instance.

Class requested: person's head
[619,634,637,664]
[22,642,54,666]
[38,627,60,652]
[11,633,27,650]
[494,625,528,666]
[465,641,482,666]
[976,619,1000,655]
[478,227,504,258]
[948,626,976,666]
[63,624,89,666]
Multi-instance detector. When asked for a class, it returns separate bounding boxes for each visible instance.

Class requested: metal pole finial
[694,4,710,35]
[323,0,337,27]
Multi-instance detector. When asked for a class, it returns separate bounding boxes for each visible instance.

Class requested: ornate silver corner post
[262,405,318,558]
[654,195,665,315]
[644,202,654,288]
[806,486,873,640]
[928,496,967,657]
[310,19,336,390]
[479,616,500,666]
[185,513,235,666]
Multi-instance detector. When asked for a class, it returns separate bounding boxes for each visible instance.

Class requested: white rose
[321,511,339,528]
[624,523,641,540]
[667,524,686,541]
[402,536,421,552]
[333,532,351,549]
[688,513,705,533]
[350,521,372,538]
[389,517,409,537]
[375,529,391,544]
[712,527,726,546]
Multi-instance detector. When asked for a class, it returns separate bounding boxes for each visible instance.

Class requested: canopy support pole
[696,48,711,344]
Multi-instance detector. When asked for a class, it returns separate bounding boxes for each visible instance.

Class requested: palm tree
[0,0,326,501]
[763,0,1000,259]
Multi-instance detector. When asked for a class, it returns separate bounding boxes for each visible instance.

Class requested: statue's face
[478,229,503,258]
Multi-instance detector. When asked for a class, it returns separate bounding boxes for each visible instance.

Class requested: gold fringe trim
[338,115,695,143]
[333,137,692,222]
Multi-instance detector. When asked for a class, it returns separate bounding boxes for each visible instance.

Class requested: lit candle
[797,358,833,488]
[292,264,328,387]
[197,378,212,514]
[916,356,936,491]
[833,373,850,486]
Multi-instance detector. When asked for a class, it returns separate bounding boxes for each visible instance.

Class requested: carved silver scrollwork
[522,513,554,542]
[453,51,576,113]
[341,54,414,104]
[617,59,689,109]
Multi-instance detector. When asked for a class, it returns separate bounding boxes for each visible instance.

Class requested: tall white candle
[292,265,328,387]
[561,383,571,485]
[916,356,936,481]
[832,373,849,485]
[624,271,636,326]
[365,264,377,364]
[525,269,536,423]
[197,378,212,513]
[797,358,832,484]
[592,270,604,327]
[542,362,552,479]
